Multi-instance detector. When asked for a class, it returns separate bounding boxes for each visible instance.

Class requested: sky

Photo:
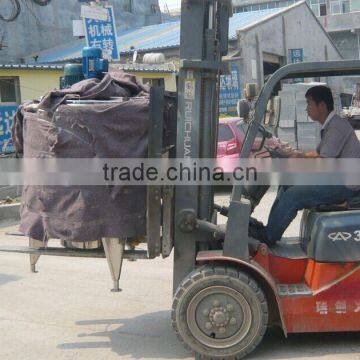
[158,0,181,11]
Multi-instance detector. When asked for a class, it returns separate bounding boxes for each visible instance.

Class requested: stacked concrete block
[277,82,341,151]
[334,94,342,115]
[277,128,297,148]
[297,121,322,151]
[293,83,323,151]
[277,88,297,148]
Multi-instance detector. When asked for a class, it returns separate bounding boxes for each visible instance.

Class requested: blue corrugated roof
[0,64,64,70]
[35,8,284,63]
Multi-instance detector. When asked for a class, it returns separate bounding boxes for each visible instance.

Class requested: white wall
[238,3,342,86]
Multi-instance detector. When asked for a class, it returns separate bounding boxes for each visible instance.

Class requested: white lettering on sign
[184,101,193,158]
[102,38,115,52]
[101,23,114,36]
[316,301,328,315]
[355,301,360,313]
[335,301,347,314]
[81,5,108,21]
[90,39,102,48]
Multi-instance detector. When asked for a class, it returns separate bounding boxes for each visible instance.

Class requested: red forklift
[0,1,359,359]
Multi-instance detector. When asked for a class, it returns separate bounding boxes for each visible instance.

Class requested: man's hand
[272,143,320,158]
[304,150,320,158]
[289,150,320,158]
[277,144,304,158]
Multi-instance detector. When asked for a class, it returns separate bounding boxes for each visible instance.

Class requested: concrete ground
[0,191,359,360]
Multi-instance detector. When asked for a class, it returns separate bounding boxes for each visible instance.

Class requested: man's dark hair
[305,85,334,112]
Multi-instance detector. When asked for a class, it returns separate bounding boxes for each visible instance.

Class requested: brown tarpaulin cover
[13,71,150,242]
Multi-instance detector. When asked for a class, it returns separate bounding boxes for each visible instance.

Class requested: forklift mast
[173,0,232,289]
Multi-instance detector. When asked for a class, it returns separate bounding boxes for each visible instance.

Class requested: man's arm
[290,150,321,158]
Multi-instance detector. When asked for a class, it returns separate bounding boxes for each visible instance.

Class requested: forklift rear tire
[172,266,268,359]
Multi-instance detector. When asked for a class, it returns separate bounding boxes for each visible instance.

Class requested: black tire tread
[171,265,268,360]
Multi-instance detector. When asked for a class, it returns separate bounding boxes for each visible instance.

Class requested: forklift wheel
[172,266,268,359]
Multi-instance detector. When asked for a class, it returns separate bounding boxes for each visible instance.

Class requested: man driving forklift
[250,85,360,246]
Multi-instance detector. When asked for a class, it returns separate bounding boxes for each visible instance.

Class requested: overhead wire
[0,0,21,22]
[31,0,51,6]
[0,0,51,23]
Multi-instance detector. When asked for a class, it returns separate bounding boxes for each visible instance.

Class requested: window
[218,125,234,142]
[320,2,327,15]
[0,78,18,104]
[330,0,341,13]
[351,0,360,11]
[309,0,327,16]
[330,0,355,13]
[123,0,133,13]
[142,78,165,87]
[234,0,301,13]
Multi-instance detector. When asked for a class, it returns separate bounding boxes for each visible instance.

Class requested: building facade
[0,0,161,64]
[0,64,64,152]
[31,3,344,108]
[232,0,360,59]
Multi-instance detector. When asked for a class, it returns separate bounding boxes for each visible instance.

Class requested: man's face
[306,96,321,122]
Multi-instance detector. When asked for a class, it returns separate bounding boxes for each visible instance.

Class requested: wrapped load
[12,71,151,243]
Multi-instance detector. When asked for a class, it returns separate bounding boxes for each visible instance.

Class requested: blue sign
[219,64,241,115]
[0,105,16,153]
[289,48,304,83]
[289,48,304,63]
[84,6,119,61]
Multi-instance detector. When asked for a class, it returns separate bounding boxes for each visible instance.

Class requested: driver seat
[315,191,360,212]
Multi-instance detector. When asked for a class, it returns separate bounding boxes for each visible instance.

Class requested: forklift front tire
[172,266,268,360]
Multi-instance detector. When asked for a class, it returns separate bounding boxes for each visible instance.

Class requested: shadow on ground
[57,311,360,359]
[57,310,191,359]
[249,327,360,359]
[0,273,21,286]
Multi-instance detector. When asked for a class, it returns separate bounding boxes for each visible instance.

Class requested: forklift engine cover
[301,209,360,262]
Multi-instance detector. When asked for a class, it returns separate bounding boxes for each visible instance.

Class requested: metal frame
[147,86,165,259]
[173,58,360,291]
[1,1,360,306]
[222,60,360,263]
[173,0,232,290]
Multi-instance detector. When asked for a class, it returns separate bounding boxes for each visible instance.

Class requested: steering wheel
[264,146,290,158]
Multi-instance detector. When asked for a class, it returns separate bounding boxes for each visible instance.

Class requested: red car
[217,117,281,158]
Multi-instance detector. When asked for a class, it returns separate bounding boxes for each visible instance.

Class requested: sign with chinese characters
[316,300,360,315]
[289,48,304,63]
[288,48,304,83]
[83,6,119,61]
[219,63,241,115]
[355,301,360,313]
[0,106,16,153]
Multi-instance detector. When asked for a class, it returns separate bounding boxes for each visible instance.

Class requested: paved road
[0,192,359,360]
